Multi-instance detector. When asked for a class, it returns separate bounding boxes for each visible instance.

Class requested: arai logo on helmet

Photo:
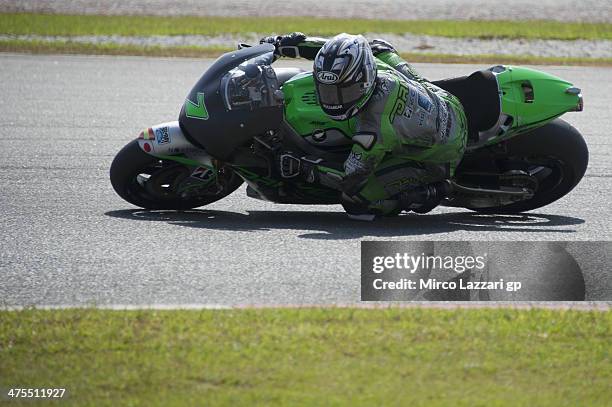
[317,71,339,84]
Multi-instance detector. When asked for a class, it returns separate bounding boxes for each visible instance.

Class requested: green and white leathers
[279,34,467,212]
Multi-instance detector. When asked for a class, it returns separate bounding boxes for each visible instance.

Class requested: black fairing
[178,44,283,161]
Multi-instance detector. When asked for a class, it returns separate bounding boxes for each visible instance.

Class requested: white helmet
[313,33,377,120]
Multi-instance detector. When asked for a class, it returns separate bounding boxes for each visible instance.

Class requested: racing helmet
[313,33,377,121]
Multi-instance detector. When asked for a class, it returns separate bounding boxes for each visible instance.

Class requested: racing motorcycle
[110,43,588,215]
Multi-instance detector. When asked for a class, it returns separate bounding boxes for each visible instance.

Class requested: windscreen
[221,52,283,111]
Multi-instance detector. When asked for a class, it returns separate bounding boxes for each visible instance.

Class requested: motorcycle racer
[261,32,468,220]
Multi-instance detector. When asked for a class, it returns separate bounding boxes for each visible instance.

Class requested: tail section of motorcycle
[481,65,583,146]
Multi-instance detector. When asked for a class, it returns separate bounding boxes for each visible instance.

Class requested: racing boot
[341,194,400,221]
[341,193,378,221]
[398,181,452,214]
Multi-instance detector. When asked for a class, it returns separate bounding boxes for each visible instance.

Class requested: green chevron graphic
[185,92,209,120]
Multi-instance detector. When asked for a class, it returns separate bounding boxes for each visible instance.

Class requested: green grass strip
[1,308,610,406]
[3,39,612,66]
[1,13,611,40]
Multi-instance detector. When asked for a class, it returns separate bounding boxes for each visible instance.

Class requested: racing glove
[373,41,429,82]
[259,32,307,58]
[369,39,397,56]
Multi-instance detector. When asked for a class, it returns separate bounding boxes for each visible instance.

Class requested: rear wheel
[109,140,243,209]
[465,119,588,213]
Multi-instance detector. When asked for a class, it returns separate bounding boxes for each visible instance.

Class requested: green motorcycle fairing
[483,65,583,145]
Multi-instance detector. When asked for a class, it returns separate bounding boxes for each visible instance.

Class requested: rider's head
[313,33,377,121]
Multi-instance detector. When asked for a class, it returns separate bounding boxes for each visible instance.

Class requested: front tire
[471,119,588,213]
[110,140,243,209]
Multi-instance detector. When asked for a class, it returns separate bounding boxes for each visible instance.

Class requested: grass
[0,308,610,406]
[2,39,612,67]
[1,13,611,40]
[1,13,610,65]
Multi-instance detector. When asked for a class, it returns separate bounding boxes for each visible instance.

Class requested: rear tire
[110,140,243,209]
[471,119,588,213]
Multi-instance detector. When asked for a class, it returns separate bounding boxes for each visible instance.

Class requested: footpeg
[279,153,301,178]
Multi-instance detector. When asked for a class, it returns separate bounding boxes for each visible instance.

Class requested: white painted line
[1,304,233,311]
[2,302,610,311]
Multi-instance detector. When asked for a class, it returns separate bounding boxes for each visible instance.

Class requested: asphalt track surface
[1,54,611,307]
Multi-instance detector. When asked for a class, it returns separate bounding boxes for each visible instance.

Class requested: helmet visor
[317,82,365,106]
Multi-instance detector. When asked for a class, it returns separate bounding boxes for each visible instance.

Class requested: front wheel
[469,119,588,213]
[109,140,243,209]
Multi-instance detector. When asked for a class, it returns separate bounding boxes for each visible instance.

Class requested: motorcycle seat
[432,70,501,140]
[275,68,306,86]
